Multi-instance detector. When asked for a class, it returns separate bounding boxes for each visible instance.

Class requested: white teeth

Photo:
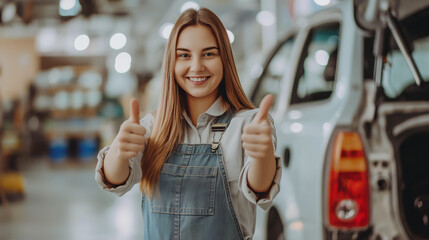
[188,77,208,82]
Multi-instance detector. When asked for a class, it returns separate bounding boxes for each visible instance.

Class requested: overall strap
[211,111,235,153]
[214,110,235,125]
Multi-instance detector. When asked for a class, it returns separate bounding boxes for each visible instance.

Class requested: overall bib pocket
[150,163,218,216]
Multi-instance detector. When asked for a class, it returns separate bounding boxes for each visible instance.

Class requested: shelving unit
[31,56,108,163]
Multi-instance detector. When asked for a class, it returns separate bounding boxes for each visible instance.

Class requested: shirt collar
[205,97,227,117]
[181,97,227,119]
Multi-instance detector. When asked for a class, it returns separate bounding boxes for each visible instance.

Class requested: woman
[96,7,281,239]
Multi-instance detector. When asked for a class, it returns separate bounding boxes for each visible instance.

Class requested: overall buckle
[211,123,227,153]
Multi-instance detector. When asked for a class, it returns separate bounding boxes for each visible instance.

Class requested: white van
[251,0,429,239]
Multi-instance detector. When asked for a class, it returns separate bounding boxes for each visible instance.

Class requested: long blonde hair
[140,8,254,197]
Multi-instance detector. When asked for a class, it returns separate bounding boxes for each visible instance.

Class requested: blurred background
[0,0,338,239]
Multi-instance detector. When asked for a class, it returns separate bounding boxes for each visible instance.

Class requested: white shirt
[95,98,281,239]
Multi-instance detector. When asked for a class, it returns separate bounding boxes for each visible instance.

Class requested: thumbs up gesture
[111,98,147,161]
[241,95,275,161]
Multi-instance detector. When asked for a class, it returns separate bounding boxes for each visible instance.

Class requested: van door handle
[283,148,291,168]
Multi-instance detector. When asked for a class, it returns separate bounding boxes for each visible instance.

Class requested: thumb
[129,98,140,123]
[252,94,274,124]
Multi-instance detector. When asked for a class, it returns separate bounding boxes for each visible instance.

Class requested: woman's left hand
[241,95,275,160]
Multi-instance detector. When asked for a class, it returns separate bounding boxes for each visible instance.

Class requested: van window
[291,23,340,104]
[382,7,429,101]
[251,35,295,107]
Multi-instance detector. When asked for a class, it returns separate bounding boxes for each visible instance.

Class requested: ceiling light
[159,23,174,40]
[36,28,58,52]
[180,1,200,13]
[314,0,331,7]
[115,52,132,73]
[74,34,90,51]
[110,33,127,50]
[59,0,81,16]
[60,0,76,10]
[290,122,303,133]
[256,11,275,26]
[314,49,329,66]
[227,30,235,44]
[1,3,16,23]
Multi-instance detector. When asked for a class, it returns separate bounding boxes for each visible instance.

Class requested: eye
[178,53,190,58]
[204,52,216,57]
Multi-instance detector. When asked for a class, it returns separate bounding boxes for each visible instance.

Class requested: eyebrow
[176,46,219,52]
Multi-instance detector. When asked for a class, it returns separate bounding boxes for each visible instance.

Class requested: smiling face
[174,24,223,105]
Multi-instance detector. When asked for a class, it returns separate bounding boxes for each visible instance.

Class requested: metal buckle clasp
[211,123,227,153]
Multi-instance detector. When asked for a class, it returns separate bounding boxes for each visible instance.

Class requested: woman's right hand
[103,98,147,185]
[111,98,147,161]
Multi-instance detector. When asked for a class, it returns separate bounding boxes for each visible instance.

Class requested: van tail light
[327,131,369,229]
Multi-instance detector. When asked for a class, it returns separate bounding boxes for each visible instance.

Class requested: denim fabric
[142,113,244,240]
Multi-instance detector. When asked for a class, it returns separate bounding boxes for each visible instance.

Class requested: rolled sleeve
[239,155,281,210]
[95,113,153,197]
[238,112,282,210]
[95,146,143,197]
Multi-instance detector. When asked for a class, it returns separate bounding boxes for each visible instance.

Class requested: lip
[187,76,210,85]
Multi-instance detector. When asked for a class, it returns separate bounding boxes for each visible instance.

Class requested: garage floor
[0,159,144,240]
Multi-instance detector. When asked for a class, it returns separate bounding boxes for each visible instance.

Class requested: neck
[186,94,219,126]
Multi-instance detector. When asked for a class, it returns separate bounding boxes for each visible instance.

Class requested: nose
[190,56,205,72]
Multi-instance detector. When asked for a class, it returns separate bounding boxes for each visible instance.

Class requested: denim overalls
[141,112,244,240]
